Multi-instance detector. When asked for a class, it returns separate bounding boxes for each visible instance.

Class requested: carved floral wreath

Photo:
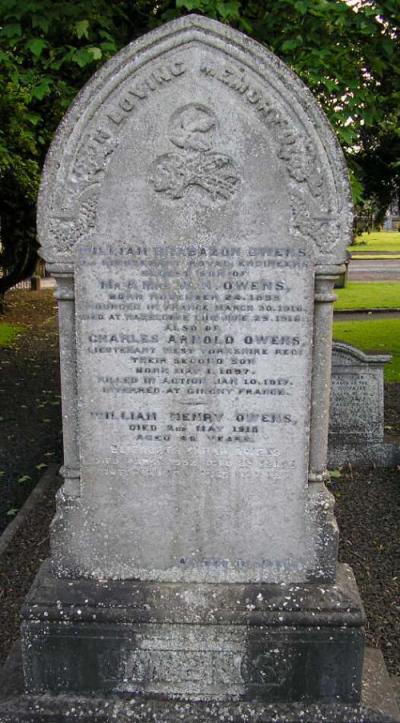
[149,104,239,202]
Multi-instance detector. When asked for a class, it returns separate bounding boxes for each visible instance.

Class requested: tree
[0,0,157,300]
[0,0,399,300]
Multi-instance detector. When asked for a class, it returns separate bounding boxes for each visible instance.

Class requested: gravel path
[333,465,400,676]
[349,258,400,281]
[0,291,399,678]
[0,472,58,663]
[0,290,62,535]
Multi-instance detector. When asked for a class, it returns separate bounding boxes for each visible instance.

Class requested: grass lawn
[335,281,400,311]
[350,231,400,253]
[0,323,24,347]
[333,318,400,382]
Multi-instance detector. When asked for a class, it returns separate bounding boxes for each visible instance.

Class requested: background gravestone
[329,342,400,467]
[0,15,398,723]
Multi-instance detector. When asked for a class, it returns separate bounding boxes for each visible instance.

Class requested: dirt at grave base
[0,472,59,665]
[332,465,400,677]
[0,290,399,679]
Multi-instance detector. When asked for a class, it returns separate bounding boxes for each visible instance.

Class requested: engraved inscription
[199,61,342,251]
[199,63,319,188]
[124,649,243,694]
[78,241,311,451]
[149,104,240,201]
[330,371,382,441]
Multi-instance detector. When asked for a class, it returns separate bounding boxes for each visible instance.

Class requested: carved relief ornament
[149,104,240,202]
[38,15,352,267]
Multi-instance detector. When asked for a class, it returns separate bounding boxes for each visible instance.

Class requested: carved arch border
[38,14,353,270]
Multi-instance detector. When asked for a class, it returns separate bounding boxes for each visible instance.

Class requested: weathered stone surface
[38,14,351,584]
[329,342,399,466]
[20,562,364,701]
[67,237,316,581]
[1,645,399,722]
[330,342,389,444]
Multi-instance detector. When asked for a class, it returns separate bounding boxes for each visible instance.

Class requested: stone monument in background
[0,14,398,722]
[329,342,399,467]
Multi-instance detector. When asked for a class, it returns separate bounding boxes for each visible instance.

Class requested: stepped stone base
[0,647,399,722]
[15,562,366,701]
[0,561,398,722]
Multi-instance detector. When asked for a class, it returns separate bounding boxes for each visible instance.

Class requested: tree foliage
[0,0,157,294]
[0,0,399,292]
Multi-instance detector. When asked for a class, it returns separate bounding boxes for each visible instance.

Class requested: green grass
[0,323,23,346]
[333,318,400,382]
[335,281,400,311]
[350,231,400,253]
[351,258,400,261]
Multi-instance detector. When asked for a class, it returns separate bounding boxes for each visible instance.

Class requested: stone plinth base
[0,560,399,722]
[0,646,399,722]
[16,562,366,703]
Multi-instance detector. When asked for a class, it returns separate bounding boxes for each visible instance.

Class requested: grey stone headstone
[37,15,352,585]
[4,15,399,722]
[329,341,398,466]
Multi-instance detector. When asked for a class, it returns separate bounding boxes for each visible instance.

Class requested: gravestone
[329,342,399,467]
[1,15,399,723]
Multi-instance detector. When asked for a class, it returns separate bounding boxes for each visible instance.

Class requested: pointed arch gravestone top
[1,15,398,723]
